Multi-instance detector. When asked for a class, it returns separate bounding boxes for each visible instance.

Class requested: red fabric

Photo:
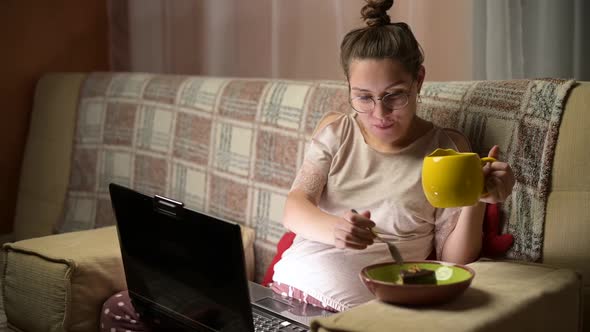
[481,203,514,258]
[262,231,296,286]
[262,204,513,285]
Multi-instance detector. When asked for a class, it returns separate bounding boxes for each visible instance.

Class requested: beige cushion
[13,73,86,241]
[311,260,582,332]
[1,225,255,332]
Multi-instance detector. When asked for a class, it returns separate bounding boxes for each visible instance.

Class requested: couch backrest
[14,74,588,289]
[54,73,351,280]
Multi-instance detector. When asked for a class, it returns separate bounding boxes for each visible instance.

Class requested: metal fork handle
[350,209,404,264]
[374,232,404,265]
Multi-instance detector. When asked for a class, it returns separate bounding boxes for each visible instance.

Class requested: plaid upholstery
[56,74,340,282]
[57,73,574,281]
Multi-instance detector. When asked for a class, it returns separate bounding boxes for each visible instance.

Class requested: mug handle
[480,157,496,195]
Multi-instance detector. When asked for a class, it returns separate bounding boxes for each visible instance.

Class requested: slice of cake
[399,265,437,285]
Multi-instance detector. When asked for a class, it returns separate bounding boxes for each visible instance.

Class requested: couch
[1,73,588,332]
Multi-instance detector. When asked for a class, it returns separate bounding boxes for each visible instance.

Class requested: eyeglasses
[349,92,411,114]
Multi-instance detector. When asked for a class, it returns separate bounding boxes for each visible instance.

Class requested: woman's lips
[373,123,394,130]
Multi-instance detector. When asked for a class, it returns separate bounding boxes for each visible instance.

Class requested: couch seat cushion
[1,225,255,332]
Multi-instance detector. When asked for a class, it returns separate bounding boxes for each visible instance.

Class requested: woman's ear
[416,65,426,94]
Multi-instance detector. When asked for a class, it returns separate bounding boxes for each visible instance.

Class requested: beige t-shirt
[272,113,461,311]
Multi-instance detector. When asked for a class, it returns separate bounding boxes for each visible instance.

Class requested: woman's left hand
[479,145,516,204]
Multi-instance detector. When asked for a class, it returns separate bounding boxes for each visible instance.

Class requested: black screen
[110,184,254,331]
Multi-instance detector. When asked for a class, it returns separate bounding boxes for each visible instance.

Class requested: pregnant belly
[272,243,393,309]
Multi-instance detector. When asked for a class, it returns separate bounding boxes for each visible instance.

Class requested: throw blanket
[418,79,575,261]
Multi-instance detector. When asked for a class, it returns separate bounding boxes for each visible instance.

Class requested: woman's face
[348,58,424,149]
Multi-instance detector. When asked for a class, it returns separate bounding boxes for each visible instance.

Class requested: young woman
[100,0,515,329]
[269,0,515,312]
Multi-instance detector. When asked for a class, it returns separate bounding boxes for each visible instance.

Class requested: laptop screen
[110,184,254,331]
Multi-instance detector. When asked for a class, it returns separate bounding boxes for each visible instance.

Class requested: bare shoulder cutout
[443,128,472,152]
[312,112,346,137]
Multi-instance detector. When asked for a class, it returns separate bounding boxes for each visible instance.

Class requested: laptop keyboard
[253,310,308,332]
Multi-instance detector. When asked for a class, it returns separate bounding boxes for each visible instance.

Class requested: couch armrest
[1,225,256,332]
[311,260,582,332]
[13,73,87,241]
[2,227,125,332]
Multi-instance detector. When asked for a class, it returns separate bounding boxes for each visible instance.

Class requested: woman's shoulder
[311,111,351,137]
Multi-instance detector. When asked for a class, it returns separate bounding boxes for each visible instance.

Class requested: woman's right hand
[333,210,377,250]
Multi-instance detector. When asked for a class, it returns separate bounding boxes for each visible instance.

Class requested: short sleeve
[290,113,344,203]
[433,207,461,259]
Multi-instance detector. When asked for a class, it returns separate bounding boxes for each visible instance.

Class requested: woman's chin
[370,124,398,139]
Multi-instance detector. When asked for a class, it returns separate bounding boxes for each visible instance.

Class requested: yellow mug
[422,148,495,208]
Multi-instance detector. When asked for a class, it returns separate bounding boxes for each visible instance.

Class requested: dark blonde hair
[340,0,424,79]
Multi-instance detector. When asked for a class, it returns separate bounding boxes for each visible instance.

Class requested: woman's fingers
[336,210,377,249]
[350,215,376,229]
[479,150,515,203]
[483,172,513,203]
[491,170,515,192]
[336,221,375,242]
[490,170,509,178]
[333,228,370,249]
[490,161,511,171]
[488,145,500,159]
[346,210,376,236]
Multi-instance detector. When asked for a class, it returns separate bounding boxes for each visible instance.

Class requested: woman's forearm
[282,190,340,246]
[441,202,486,264]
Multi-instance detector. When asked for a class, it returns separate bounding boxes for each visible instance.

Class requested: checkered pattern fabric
[57,73,574,281]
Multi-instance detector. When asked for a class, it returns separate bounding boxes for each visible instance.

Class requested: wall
[117,0,473,81]
[0,0,110,235]
[394,0,473,81]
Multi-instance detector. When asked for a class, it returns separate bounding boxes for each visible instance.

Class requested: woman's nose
[372,100,390,120]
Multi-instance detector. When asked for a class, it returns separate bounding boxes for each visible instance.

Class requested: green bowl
[360,261,475,306]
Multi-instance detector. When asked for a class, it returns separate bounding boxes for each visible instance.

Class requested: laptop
[109,183,334,331]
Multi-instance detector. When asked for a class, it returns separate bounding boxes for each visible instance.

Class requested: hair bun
[361,0,394,27]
